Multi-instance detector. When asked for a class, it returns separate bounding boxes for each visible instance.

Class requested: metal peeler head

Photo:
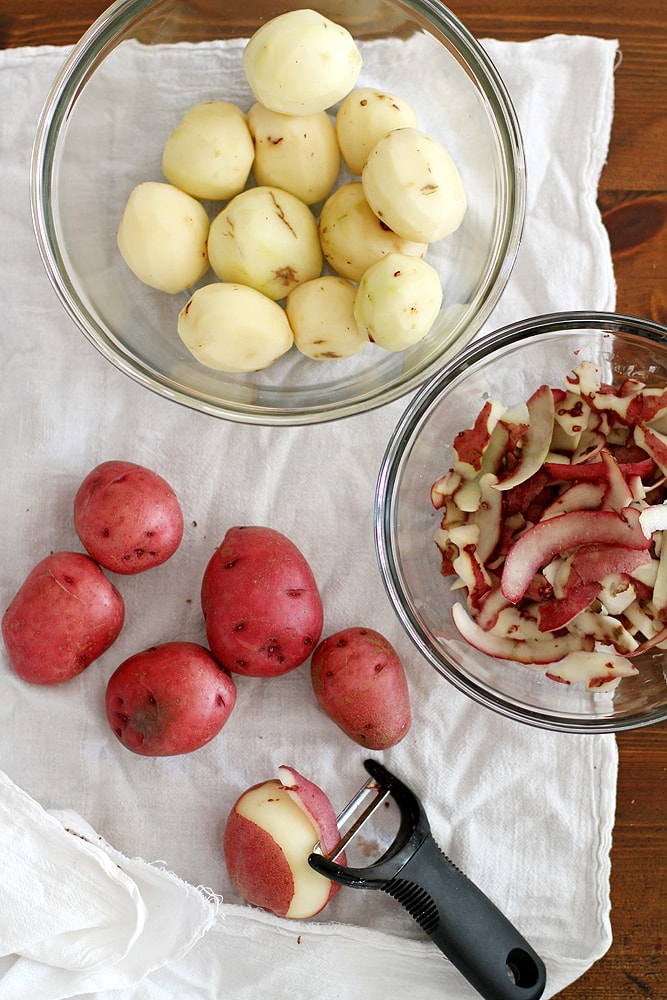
[308,758,431,889]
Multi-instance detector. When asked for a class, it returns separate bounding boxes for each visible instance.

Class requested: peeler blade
[311,775,389,863]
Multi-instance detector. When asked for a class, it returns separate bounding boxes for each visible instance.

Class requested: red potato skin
[311,627,412,749]
[105,641,237,756]
[73,460,184,575]
[223,781,299,918]
[278,764,343,853]
[201,525,324,677]
[1,551,125,685]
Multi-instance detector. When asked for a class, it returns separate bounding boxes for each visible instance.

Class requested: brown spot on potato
[274,265,298,286]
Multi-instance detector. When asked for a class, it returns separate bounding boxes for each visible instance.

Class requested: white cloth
[0,772,218,999]
[0,31,618,1000]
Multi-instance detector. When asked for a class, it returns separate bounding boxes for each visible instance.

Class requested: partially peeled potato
[223,765,344,919]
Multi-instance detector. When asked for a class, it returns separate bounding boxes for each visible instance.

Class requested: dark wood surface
[1,2,665,997]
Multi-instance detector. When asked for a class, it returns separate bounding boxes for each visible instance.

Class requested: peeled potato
[362,127,467,242]
[243,9,362,115]
[318,182,427,283]
[117,182,210,294]
[177,282,294,372]
[247,103,340,205]
[335,87,418,175]
[161,101,255,201]
[354,252,443,351]
[207,185,323,301]
[286,276,367,360]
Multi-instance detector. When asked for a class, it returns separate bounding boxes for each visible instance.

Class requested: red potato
[311,627,412,749]
[201,525,323,677]
[105,641,237,756]
[1,551,124,685]
[223,765,344,919]
[73,460,184,575]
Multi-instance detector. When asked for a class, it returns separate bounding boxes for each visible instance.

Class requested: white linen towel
[0,30,618,1000]
[0,772,218,999]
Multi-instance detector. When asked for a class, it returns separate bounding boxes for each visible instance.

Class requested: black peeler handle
[309,759,546,1000]
[385,829,546,1000]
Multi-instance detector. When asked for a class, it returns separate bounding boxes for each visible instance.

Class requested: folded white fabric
[0,771,218,1000]
[0,30,619,1000]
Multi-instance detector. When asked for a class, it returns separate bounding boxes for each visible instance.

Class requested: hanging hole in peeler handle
[506,947,542,989]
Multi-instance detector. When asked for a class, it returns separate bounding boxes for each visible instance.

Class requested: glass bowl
[375,311,667,733]
[31,0,525,425]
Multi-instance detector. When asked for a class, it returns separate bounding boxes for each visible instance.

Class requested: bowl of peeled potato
[31,0,525,425]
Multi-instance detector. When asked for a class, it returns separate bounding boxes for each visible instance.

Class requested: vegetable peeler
[309,759,546,1000]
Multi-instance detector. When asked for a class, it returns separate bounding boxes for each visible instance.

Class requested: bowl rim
[375,309,667,733]
[29,0,527,426]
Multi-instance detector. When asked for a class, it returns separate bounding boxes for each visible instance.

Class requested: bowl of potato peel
[31,0,525,425]
[376,312,667,732]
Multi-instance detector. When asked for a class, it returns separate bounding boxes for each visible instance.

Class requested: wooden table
[2,2,665,997]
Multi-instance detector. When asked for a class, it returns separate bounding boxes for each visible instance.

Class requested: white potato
[207,185,322,300]
[354,252,443,351]
[161,101,255,201]
[318,182,427,283]
[286,276,367,360]
[247,103,340,205]
[336,87,418,175]
[117,182,209,294]
[243,9,362,115]
[177,282,294,372]
[362,127,467,242]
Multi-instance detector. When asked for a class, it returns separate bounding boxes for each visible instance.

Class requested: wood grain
[2,2,666,997]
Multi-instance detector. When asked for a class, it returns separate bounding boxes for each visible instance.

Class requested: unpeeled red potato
[354,252,443,351]
[318,182,426,283]
[117,181,210,293]
[178,282,294,372]
[223,765,344,918]
[362,127,467,243]
[286,276,367,360]
[162,100,255,201]
[336,87,418,175]
[2,552,125,685]
[105,642,237,756]
[201,525,323,677]
[243,9,362,116]
[248,103,340,205]
[73,460,184,575]
[311,627,411,749]
[207,186,323,300]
